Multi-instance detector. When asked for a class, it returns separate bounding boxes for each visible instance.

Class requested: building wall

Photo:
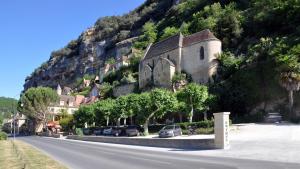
[181,40,221,83]
[153,58,175,88]
[139,48,180,88]
[49,106,78,115]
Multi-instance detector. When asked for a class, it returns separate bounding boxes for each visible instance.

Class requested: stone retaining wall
[67,135,214,149]
[113,83,136,97]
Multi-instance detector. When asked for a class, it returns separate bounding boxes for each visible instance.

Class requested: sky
[0,0,145,99]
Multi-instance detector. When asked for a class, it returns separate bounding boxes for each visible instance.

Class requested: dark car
[93,127,103,136]
[159,125,182,138]
[125,125,144,137]
[111,127,126,137]
[82,128,92,135]
[264,113,282,123]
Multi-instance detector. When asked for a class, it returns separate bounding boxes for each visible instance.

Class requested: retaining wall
[67,135,215,149]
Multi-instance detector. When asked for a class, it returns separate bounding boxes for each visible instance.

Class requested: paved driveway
[182,123,300,164]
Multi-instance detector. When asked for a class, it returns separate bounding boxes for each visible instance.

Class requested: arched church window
[200,46,204,60]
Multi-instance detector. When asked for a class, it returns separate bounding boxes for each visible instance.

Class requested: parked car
[159,125,182,138]
[103,127,113,136]
[125,125,144,137]
[82,128,91,135]
[264,113,282,123]
[111,127,126,137]
[93,127,103,136]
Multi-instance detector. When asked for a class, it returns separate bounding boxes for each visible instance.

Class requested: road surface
[18,136,299,169]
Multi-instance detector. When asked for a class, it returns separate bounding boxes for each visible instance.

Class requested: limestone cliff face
[23,0,175,91]
[24,28,108,90]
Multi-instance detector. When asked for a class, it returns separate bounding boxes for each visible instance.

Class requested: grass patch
[0,140,67,169]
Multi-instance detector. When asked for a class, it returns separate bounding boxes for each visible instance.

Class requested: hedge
[0,131,7,140]
[176,120,214,130]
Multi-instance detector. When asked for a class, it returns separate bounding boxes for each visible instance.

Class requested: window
[167,55,170,60]
[200,46,204,60]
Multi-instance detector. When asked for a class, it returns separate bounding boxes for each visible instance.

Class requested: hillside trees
[18,87,59,132]
[190,3,243,49]
[275,44,300,116]
[159,26,179,40]
[134,21,157,49]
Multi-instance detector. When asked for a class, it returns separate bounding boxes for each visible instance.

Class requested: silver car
[103,127,113,136]
[159,125,182,138]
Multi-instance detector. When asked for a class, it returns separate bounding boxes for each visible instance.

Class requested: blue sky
[0,0,145,99]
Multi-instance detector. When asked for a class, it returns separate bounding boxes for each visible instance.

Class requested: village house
[139,29,221,89]
[48,85,79,119]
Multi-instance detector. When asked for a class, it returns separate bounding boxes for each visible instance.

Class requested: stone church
[139,29,221,89]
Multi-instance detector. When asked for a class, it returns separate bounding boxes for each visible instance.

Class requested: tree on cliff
[137,89,178,135]
[275,44,300,116]
[177,83,209,123]
[18,87,59,132]
[134,21,157,49]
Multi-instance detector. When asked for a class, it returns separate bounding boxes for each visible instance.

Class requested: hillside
[24,0,300,121]
[0,97,18,119]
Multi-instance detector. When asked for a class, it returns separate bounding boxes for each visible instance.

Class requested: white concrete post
[213,112,230,149]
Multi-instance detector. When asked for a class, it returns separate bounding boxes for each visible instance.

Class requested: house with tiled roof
[139,29,221,88]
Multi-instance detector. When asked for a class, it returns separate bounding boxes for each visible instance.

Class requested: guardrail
[67,135,215,149]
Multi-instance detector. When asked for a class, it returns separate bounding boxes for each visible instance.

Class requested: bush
[176,120,214,130]
[148,124,165,133]
[0,131,7,140]
[75,128,83,136]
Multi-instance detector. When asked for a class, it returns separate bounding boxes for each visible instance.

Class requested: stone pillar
[213,112,230,149]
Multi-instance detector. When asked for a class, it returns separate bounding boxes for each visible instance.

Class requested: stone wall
[113,83,136,97]
[139,48,180,89]
[67,135,215,149]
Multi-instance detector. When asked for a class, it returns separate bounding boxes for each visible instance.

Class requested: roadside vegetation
[0,140,67,169]
[71,83,214,135]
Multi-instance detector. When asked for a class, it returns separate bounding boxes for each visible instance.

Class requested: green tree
[134,21,157,49]
[160,26,180,40]
[18,87,59,132]
[94,99,116,126]
[180,22,190,36]
[73,105,95,128]
[275,44,300,115]
[137,89,178,135]
[177,83,209,123]
[112,96,129,126]
[124,94,140,125]
[59,115,74,132]
[190,3,243,49]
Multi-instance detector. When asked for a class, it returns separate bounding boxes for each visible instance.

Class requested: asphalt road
[18,136,300,169]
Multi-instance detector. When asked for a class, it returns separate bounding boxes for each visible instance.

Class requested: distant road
[18,136,299,169]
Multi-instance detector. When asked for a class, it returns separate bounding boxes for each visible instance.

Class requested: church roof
[182,29,219,47]
[144,34,182,60]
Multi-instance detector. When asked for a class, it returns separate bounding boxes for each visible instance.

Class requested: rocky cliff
[24,0,175,91]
